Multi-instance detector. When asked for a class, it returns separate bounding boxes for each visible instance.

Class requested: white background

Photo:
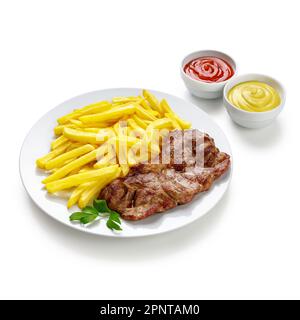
[1,0,299,299]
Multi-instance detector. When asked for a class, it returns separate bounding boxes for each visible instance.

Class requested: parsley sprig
[69,199,122,231]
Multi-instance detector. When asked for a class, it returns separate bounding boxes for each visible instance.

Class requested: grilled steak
[100,129,230,220]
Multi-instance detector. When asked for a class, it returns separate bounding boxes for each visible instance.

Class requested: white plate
[20,88,232,237]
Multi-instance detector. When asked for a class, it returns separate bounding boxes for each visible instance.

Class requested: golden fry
[63,127,98,144]
[57,101,111,124]
[66,142,83,151]
[149,118,173,130]
[83,128,101,133]
[78,167,121,208]
[167,112,191,129]
[132,115,147,129]
[36,142,71,169]
[67,182,92,208]
[69,119,83,126]
[127,118,145,137]
[63,127,114,144]
[135,104,157,121]
[142,89,164,114]
[45,165,119,193]
[160,99,173,114]
[42,148,99,183]
[79,105,136,124]
[139,98,153,112]
[165,112,181,129]
[94,153,116,169]
[51,135,69,150]
[54,124,76,136]
[45,144,95,170]
[112,97,140,104]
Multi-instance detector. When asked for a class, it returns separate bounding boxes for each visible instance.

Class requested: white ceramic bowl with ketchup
[181,50,237,99]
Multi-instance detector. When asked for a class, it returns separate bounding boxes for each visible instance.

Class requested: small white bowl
[180,50,237,99]
[223,74,286,129]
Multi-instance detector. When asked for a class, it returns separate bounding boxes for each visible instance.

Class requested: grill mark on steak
[100,129,230,220]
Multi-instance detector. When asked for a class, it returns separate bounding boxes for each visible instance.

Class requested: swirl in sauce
[227,81,281,112]
[184,56,234,83]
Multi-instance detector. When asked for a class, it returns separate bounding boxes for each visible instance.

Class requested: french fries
[67,182,91,208]
[37,90,191,208]
[79,105,135,124]
[42,149,99,184]
[142,89,164,115]
[78,167,121,208]
[51,135,69,150]
[44,144,95,170]
[57,101,111,124]
[159,98,173,114]
[132,115,148,129]
[134,104,157,121]
[36,142,71,169]
[63,127,112,144]
[166,112,191,129]
[45,165,119,193]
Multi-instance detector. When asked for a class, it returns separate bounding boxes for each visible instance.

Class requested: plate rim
[19,87,233,238]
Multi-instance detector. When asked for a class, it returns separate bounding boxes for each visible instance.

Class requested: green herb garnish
[69,199,122,231]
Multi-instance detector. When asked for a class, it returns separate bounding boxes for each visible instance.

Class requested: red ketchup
[184,56,234,83]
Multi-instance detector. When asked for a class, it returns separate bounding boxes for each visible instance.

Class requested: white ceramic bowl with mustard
[181,50,237,99]
[223,74,285,129]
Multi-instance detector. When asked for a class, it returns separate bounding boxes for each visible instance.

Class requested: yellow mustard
[227,81,281,112]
